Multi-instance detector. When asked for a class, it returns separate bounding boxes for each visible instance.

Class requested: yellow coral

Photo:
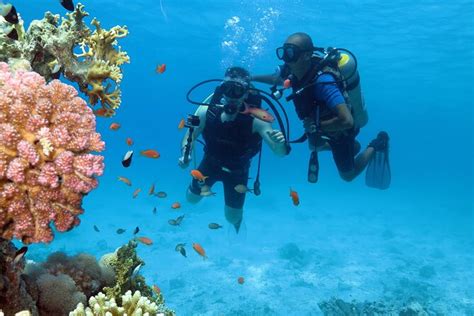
[73,17,129,114]
[1,4,129,117]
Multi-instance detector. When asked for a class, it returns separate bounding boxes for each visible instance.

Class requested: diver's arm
[251,73,283,86]
[314,74,354,132]
[320,104,354,132]
[252,119,287,156]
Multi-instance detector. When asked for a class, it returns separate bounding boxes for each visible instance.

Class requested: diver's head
[221,66,250,114]
[276,32,314,68]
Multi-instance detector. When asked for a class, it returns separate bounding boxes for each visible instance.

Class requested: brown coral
[36,273,86,316]
[40,252,114,297]
[0,239,38,315]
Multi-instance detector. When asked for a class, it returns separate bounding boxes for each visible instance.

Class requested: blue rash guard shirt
[314,73,346,111]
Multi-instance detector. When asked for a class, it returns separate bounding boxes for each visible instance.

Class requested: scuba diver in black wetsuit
[178,67,289,233]
[252,32,390,189]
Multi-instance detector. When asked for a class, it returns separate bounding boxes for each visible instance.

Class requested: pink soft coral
[0,62,105,243]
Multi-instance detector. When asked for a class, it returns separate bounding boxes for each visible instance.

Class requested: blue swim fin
[365,131,391,190]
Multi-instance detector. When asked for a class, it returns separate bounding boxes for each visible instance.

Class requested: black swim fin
[365,131,391,190]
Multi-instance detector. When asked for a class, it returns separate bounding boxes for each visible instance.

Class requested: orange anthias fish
[178,118,186,129]
[190,169,208,182]
[93,108,108,117]
[289,188,300,206]
[171,202,181,209]
[192,242,207,260]
[148,183,155,195]
[156,64,166,74]
[153,284,161,295]
[283,78,292,89]
[241,105,274,123]
[109,122,121,130]
[133,188,141,198]
[137,236,153,245]
[140,149,160,158]
[126,137,133,146]
[237,276,245,285]
[118,176,131,186]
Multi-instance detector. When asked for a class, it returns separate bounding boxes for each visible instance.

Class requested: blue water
[16,0,473,314]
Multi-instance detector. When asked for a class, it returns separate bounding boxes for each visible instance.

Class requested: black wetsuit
[189,93,262,209]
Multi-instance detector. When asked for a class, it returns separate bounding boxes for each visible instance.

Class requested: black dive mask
[276,43,313,63]
[221,80,248,99]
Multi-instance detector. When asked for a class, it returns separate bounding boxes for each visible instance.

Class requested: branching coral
[0,62,105,243]
[70,290,162,316]
[0,3,129,116]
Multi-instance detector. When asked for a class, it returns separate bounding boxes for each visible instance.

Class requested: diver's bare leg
[340,147,375,181]
[186,188,202,204]
[225,205,243,233]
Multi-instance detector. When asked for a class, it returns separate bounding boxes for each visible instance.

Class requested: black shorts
[327,129,359,173]
[188,155,249,209]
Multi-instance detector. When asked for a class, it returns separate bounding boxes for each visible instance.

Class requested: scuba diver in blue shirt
[178,67,289,233]
[252,32,390,189]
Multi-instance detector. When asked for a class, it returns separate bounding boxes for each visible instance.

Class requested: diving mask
[276,43,312,63]
[220,79,248,100]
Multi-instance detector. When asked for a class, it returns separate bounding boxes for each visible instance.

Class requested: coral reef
[99,240,174,315]
[0,3,129,116]
[36,273,86,316]
[70,290,162,316]
[1,239,174,315]
[0,238,38,315]
[27,251,115,297]
[0,62,105,243]
[318,298,429,316]
[101,240,152,303]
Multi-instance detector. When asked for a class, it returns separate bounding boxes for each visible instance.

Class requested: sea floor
[28,182,474,315]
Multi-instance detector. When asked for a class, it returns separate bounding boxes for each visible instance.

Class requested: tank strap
[319,66,351,107]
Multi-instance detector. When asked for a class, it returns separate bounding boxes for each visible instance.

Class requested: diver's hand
[178,156,191,169]
[303,117,318,134]
[267,130,285,144]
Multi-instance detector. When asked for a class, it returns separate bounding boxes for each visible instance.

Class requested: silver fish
[60,0,75,11]
[131,263,142,279]
[175,243,187,257]
[122,150,133,168]
[13,246,28,265]
[208,223,222,229]
[0,3,18,24]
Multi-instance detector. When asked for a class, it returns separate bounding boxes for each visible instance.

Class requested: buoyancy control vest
[286,53,368,129]
[202,90,263,169]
